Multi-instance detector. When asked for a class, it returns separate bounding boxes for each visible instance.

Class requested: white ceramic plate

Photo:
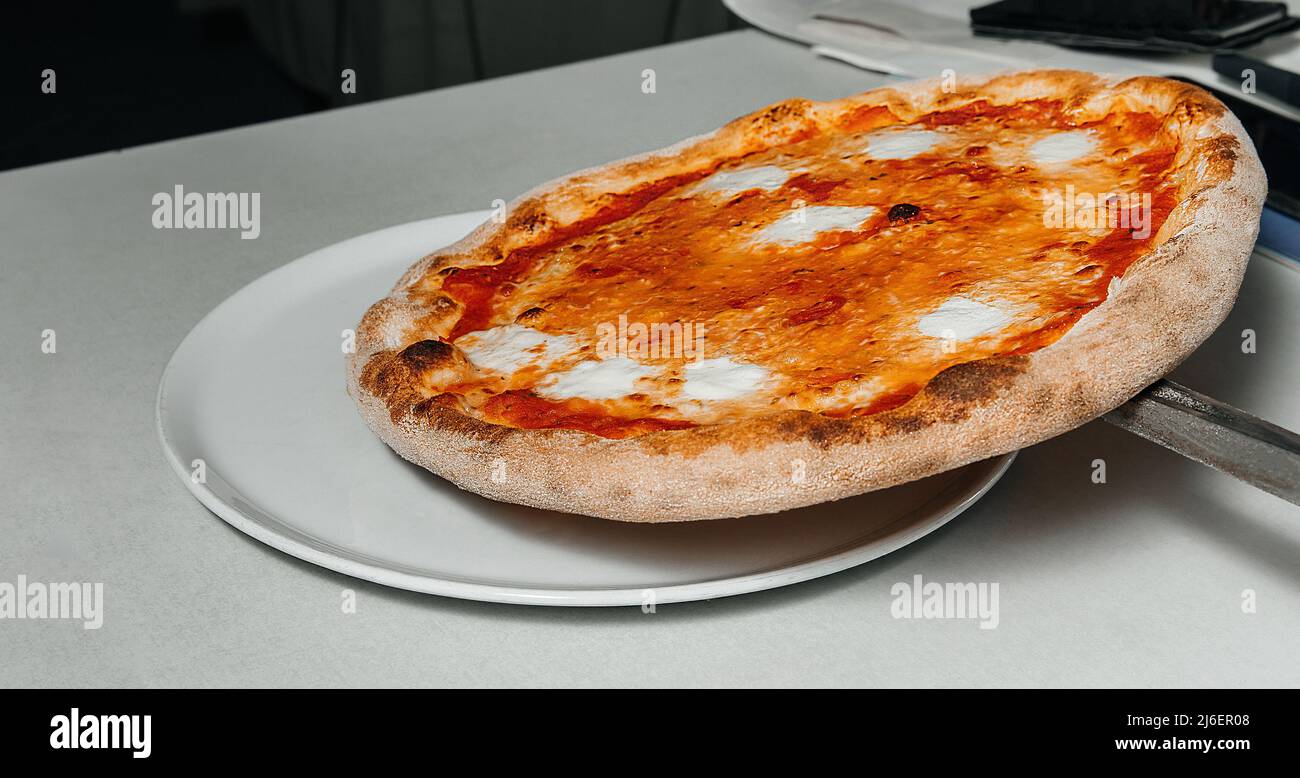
[156,211,1016,606]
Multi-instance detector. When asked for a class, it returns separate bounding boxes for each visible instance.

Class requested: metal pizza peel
[1104,380,1300,505]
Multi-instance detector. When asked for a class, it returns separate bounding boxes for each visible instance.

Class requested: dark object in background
[246,0,740,106]
[1172,76,1300,220]
[1213,52,1300,110]
[1,0,740,172]
[970,0,1300,52]
[0,0,322,172]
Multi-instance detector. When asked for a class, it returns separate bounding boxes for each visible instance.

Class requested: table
[3,29,1298,687]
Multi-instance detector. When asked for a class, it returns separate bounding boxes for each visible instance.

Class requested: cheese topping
[862,127,943,159]
[918,296,1014,341]
[680,356,770,402]
[751,205,879,246]
[1030,131,1096,164]
[536,357,655,401]
[696,164,796,195]
[456,324,577,375]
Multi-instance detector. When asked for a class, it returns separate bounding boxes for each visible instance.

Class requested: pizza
[347,70,1264,522]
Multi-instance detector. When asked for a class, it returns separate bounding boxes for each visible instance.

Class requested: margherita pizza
[347,70,1264,521]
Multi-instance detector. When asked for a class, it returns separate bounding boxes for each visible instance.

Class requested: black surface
[0,0,741,173]
[1172,76,1300,219]
[1,688,1286,762]
[971,0,1300,52]
[0,1,324,172]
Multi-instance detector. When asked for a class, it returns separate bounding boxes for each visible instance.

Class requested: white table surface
[3,29,1299,688]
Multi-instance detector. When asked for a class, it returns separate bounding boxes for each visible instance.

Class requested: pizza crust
[347,70,1266,522]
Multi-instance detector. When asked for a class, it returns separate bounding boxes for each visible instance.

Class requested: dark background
[1,0,743,172]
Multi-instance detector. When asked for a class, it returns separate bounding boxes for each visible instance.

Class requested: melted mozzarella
[456,324,577,375]
[752,205,878,246]
[536,357,655,400]
[680,356,769,401]
[918,296,1012,341]
[696,165,795,195]
[1030,131,1095,164]
[781,376,884,413]
[862,128,942,160]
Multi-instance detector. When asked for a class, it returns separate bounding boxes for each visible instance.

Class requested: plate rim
[155,212,1017,607]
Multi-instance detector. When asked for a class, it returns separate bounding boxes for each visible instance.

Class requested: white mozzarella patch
[862,127,942,160]
[918,296,1013,341]
[1029,131,1095,164]
[696,165,795,195]
[808,378,885,412]
[680,356,769,402]
[752,205,878,246]
[536,357,655,400]
[456,324,577,375]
